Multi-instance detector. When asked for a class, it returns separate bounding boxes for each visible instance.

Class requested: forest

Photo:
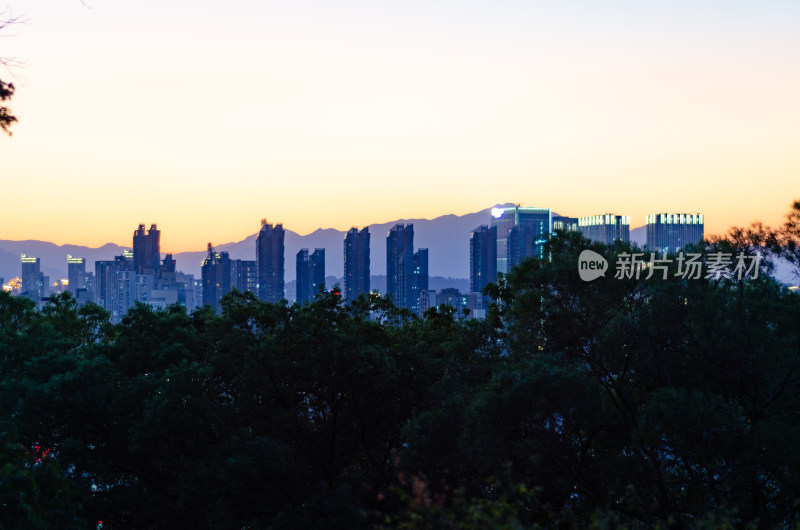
[1,201,799,529]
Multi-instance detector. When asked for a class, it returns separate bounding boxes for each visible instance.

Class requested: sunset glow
[2,0,798,251]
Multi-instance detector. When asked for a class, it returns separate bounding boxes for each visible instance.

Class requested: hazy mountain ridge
[0,207,516,283]
[0,241,127,285]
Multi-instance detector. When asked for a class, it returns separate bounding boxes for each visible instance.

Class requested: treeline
[2,204,800,529]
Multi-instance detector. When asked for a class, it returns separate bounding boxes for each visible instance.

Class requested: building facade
[489,206,552,273]
[231,260,257,294]
[201,247,232,313]
[552,215,579,233]
[296,248,325,304]
[578,214,631,245]
[20,255,48,301]
[133,223,161,275]
[386,224,428,314]
[470,225,497,296]
[344,227,370,300]
[256,220,285,303]
[646,213,704,253]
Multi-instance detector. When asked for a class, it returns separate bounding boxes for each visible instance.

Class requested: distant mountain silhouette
[630,225,646,247]
[0,204,522,284]
[0,241,127,284]
[170,205,518,281]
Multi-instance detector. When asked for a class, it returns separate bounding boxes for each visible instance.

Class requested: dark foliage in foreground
[2,205,800,529]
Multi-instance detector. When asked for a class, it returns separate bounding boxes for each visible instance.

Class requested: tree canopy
[1,201,799,529]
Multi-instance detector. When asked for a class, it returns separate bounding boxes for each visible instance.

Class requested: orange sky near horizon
[1,0,798,252]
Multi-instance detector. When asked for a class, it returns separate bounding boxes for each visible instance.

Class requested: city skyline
[1,1,798,251]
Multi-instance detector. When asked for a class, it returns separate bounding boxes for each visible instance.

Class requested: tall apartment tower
[20,255,48,300]
[411,248,428,315]
[578,214,630,245]
[256,220,285,303]
[231,260,257,294]
[646,213,704,253]
[67,255,87,296]
[490,206,552,273]
[201,246,232,313]
[133,223,161,275]
[95,251,134,323]
[344,227,370,300]
[296,248,325,304]
[386,224,428,314]
[387,224,414,309]
[470,225,497,295]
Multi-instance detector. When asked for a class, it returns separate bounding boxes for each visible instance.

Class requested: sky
[1,0,798,253]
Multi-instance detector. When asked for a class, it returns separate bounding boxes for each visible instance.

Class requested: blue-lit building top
[646,213,704,253]
[578,214,630,245]
[489,206,552,273]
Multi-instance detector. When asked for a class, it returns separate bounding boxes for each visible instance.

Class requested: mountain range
[4,212,792,288]
[0,205,521,284]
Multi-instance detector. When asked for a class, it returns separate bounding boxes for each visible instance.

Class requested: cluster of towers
[201,221,432,316]
[94,224,194,322]
[469,206,705,296]
[10,208,704,321]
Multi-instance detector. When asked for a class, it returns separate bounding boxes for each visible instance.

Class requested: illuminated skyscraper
[67,255,86,296]
[256,220,285,303]
[344,227,370,300]
[578,214,630,245]
[490,206,552,273]
[552,215,579,233]
[646,213,704,253]
[20,255,48,300]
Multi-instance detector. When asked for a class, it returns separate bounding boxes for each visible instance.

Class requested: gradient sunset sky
[2,0,798,252]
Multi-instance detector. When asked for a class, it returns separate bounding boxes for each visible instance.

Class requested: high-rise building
[20,255,48,300]
[95,251,134,323]
[67,255,86,296]
[507,222,551,270]
[553,215,579,233]
[133,224,161,275]
[159,254,177,283]
[411,248,428,315]
[231,260,257,294]
[578,214,631,245]
[489,206,552,273]
[256,220,285,303]
[311,248,325,298]
[646,213,704,253]
[470,225,497,295]
[201,246,232,313]
[387,224,414,309]
[296,249,311,304]
[344,227,370,300]
[296,248,325,304]
[386,224,428,314]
